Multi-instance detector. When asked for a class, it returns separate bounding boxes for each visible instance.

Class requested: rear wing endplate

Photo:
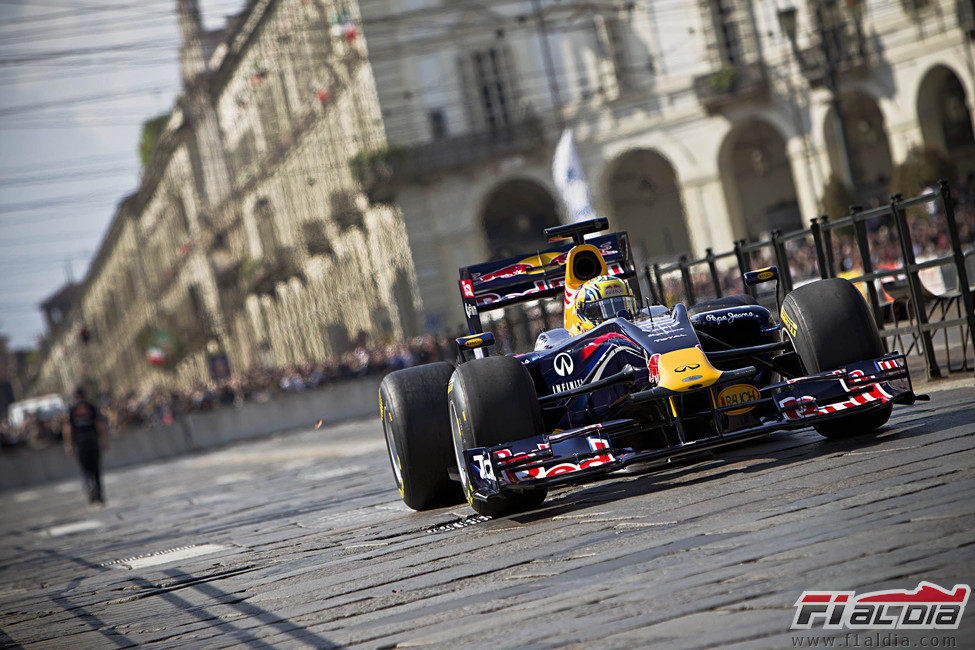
[458,231,636,335]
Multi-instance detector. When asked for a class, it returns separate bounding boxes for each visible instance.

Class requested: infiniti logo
[553,352,574,377]
[675,364,700,373]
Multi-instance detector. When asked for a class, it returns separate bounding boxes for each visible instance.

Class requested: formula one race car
[379,218,923,516]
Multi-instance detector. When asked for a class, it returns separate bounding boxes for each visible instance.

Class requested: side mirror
[743,266,779,286]
[456,332,495,350]
[743,265,784,312]
[456,332,495,360]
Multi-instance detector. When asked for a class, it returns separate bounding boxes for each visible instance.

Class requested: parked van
[7,394,68,427]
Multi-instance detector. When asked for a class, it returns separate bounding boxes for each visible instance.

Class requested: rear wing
[458,231,636,335]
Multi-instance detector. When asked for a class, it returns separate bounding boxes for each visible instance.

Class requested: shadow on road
[505,400,962,524]
[119,569,340,648]
[29,548,337,648]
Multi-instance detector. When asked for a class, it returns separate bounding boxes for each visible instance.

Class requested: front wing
[463,354,918,503]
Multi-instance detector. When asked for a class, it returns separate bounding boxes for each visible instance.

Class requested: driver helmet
[573,275,637,332]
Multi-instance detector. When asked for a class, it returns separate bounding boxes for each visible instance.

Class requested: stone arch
[718,118,803,241]
[824,89,893,203]
[480,178,560,259]
[604,149,692,264]
[917,64,975,176]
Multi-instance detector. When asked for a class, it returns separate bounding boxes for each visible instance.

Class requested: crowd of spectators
[3,178,973,451]
[653,176,975,306]
[0,335,455,450]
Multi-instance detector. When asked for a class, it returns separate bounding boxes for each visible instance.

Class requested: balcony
[797,34,871,88]
[350,117,547,198]
[329,189,365,231]
[394,117,546,182]
[693,62,768,115]
[240,245,303,296]
[302,220,334,257]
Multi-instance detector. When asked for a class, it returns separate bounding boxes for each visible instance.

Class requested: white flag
[552,128,596,223]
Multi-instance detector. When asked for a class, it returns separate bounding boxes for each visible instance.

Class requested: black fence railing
[645,181,975,379]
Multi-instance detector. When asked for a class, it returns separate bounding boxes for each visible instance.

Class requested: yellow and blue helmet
[570,275,637,333]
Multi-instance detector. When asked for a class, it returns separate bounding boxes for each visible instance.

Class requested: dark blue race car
[379,219,922,516]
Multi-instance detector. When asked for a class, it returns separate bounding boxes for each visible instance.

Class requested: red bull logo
[471,243,621,286]
[473,262,537,284]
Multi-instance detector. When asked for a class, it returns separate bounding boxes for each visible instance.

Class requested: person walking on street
[64,386,106,505]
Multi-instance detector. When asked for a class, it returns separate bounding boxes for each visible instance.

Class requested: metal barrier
[645,181,975,379]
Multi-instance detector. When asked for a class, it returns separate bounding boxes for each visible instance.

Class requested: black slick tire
[448,356,548,517]
[379,362,464,510]
[780,278,892,439]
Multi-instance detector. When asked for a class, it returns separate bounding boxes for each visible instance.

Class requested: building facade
[197,0,420,377]
[32,0,421,396]
[356,0,975,331]
[28,0,975,395]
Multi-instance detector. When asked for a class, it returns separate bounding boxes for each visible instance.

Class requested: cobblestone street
[1,382,973,648]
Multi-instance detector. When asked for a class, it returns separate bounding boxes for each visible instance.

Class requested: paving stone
[1,385,972,647]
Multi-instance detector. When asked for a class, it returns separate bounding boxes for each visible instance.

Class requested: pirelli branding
[780,308,798,337]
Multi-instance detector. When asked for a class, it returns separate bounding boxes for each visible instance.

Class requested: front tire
[449,356,548,517]
[781,278,892,439]
[379,363,464,510]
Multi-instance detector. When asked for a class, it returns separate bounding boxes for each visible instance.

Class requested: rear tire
[449,356,548,517]
[380,363,464,510]
[781,278,892,439]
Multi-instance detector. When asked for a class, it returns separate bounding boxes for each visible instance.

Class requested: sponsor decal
[876,357,904,371]
[638,314,681,334]
[650,333,684,343]
[603,282,626,297]
[703,310,761,325]
[464,337,483,348]
[474,260,626,307]
[716,383,760,415]
[475,278,565,306]
[839,368,868,392]
[777,382,892,420]
[780,308,798,337]
[464,303,478,318]
[472,452,496,481]
[674,364,700,373]
[757,269,775,281]
[460,279,475,298]
[515,437,614,481]
[792,581,969,630]
[552,379,583,394]
[582,332,638,359]
[647,353,661,386]
[473,262,536,284]
[553,352,574,377]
